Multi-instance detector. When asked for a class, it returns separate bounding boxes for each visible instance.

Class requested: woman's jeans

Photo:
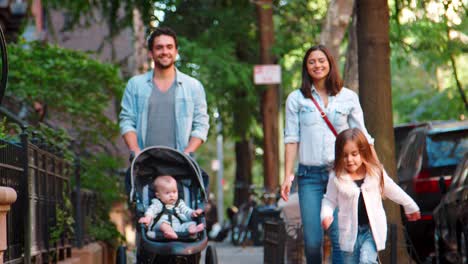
[343,225,378,264]
[297,164,343,264]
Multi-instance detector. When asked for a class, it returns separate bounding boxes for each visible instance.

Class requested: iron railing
[0,125,97,263]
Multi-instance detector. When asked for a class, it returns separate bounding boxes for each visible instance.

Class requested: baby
[138,175,204,239]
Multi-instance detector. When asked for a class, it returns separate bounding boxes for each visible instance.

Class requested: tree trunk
[343,3,359,92]
[256,0,279,201]
[356,0,412,263]
[234,140,253,207]
[132,8,148,75]
[320,0,355,60]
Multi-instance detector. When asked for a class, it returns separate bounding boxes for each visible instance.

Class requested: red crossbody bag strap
[306,94,338,137]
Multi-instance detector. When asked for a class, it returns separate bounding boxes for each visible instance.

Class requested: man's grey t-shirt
[145,81,177,148]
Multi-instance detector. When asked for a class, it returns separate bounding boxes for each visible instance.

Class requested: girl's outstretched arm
[382,170,420,215]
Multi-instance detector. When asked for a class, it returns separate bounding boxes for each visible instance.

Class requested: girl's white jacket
[320,170,419,252]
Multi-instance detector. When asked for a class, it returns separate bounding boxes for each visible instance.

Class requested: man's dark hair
[147,27,178,50]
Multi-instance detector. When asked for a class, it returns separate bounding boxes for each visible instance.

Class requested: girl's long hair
[334,128,384,192]
[300,45,343,99]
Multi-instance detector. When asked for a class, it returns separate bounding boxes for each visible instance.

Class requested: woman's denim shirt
[284,86,374,166]
[119,69,209,151]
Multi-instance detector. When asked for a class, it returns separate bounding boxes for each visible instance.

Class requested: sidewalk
[125,240,264,264]
[202,240,263,264]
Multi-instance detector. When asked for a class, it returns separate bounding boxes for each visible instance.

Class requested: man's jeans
[297,164,343,264]
[343,225,378,264]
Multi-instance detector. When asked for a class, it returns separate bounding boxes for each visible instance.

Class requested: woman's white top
[284,86,374,166]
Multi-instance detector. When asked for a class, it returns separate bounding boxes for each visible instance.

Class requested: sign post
[254,64,281,85]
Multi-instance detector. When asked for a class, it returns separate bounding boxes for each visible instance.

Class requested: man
[119,27,209,192]
[120,26,209,155]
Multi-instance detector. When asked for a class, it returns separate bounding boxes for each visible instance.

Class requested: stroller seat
[140,179,202,242]
[130,146,208,257]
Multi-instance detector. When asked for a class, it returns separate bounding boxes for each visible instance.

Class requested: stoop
[70,242,104,264]
[57,257,81,264]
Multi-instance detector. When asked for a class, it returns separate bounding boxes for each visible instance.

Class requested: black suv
[397,120,468,260]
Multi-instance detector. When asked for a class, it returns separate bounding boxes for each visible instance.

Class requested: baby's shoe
[147,230,156,239]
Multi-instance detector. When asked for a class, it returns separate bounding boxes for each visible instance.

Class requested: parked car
[394,121,428,157]
[397,120,468,261]
[433,153,468,264]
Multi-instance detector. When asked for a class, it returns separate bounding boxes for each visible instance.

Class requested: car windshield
[426,130,468,168]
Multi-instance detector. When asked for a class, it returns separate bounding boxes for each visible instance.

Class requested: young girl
[321,128,420,263]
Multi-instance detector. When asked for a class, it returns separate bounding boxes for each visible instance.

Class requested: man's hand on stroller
[138,216,153,226]
[192,209,204,218]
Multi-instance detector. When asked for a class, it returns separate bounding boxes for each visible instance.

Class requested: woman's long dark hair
[300,45,343,98]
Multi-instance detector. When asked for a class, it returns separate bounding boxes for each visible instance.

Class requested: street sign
[254,64,281,85]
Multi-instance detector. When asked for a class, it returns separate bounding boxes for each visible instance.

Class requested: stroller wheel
[137,249,158,264]
[116,245,127,264]
[185,253,201,264]
[205,245,218,264]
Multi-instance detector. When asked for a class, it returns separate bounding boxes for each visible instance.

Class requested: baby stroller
[129,146,218,264]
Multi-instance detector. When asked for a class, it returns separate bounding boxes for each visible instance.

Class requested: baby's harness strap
[152,198,186,226]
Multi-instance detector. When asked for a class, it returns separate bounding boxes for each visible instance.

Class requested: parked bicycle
[230,185,281,246]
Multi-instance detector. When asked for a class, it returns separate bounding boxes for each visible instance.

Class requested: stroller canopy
[130,146,207,201]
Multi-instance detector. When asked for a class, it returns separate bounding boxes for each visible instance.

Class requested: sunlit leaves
[7,41,124,149]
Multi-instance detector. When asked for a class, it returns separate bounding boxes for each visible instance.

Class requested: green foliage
[275,0,329,95]
[7,41,124,149]
[79,153,125,246]
[0,117,17,141]
[49,192,75,261]
[88,218,125,248]
[43,0,158,34]
[389,0,467,123]
[80,154,124,207]
[32,123,74,161]
[49,189,75,249]
[6,41,126,244]
[162,1,261,141]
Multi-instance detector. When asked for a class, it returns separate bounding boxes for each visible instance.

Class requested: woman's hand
[281,174,294,201]
[322,216,334,230]
[406,211,421,221]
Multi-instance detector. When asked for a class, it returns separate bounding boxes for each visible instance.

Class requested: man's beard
[154,58,174,69]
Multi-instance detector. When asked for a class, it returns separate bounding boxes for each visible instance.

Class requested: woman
[280,45,376,264]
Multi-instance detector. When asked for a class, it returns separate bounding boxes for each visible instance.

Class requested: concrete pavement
[125,240,264,264]
[201,240,263,264]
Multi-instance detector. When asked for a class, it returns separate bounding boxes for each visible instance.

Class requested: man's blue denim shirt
[119,68,209,151]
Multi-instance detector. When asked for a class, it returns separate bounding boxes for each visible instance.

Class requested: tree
[319,0,354,60]
[389,0,467,123]
[343,3,359,92]
[256,0,279,200]
[356,0,411,262]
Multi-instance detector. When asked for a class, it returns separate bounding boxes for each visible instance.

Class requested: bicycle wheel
[231,205,253,246]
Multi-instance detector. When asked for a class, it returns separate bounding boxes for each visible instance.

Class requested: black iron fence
[0,127,97,263]
[0,139,25,263]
